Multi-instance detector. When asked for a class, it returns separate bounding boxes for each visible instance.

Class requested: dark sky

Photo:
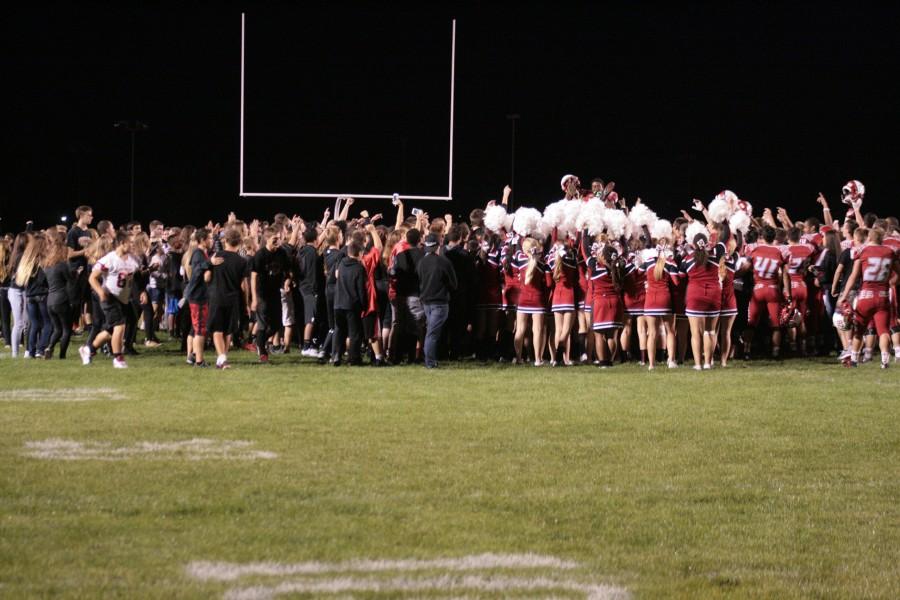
[5,3,900,232]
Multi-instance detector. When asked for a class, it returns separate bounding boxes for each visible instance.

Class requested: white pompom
[707,198,732,223]
[604,209,631,239]
[504,213,516,230]
[685,221,708,246]
[651,219,672,241]
[628,203,657,230]
[483,205,508,233]
[738,200,752,217]
[576,198,606,236]
[715,189,739,205]
[542,200,567,229]
[559,200,583,238]
[729,211,751,234]
[513,207,544,238]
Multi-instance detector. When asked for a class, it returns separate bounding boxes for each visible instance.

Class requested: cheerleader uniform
[671,242,689,319]
[514,251,552,314]
[720,246,739,318]
[622,254,646,317]
[639,248,679,316]
[501,236,521,311]
[586,257,624,331]
[548,248,578,312]
[682,244,723,318]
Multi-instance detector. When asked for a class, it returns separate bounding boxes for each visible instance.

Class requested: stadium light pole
[114,120,149,221]
[506,114,519,208]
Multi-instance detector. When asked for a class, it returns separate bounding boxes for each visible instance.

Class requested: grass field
[1,341,899,599]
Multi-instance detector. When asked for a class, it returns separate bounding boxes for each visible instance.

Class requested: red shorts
[685,283,722,318]
[855,290,891,336]
[591,294,623,331]
[643,289,672,316]
[189,302,209,337]
[747,284,781,328]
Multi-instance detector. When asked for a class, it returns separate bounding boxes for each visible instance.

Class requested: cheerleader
[682,226,723,370]
[583,232,626,367]
[575,236,595,364]
[548,240,578,365]
[621,238,648,364]
[716,222,740,367]
[672,221,691,363]
[513,237,552,365]
[640,230,680,369]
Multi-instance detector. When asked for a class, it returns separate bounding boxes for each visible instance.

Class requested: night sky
[5,3,900,232]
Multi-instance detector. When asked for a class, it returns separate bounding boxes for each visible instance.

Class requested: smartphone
[411,208,423,217]
[392,193,400,206]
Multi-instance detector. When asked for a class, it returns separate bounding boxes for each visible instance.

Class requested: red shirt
[785,243,815,282]
[361,246,381,315]
[749,244,785,285]
[856,244,895,293]
[387,240,410,301]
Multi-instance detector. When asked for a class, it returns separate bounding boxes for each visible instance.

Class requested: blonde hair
[0,239,9,282]
[42,231,68,269]
[653,237,670,281]
[131,232,150,257]
[15,233,46,287]
[181,238,198,280]
[86,236,113,265]
[522,237,540,286]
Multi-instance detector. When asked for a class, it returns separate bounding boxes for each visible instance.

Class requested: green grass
[1,340,899,598]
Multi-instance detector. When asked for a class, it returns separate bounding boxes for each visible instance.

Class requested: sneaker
[881,361,889,369]
[837,349,851,361]
[703,363,711,370]
[23,352,32,359]
[648,365,655,371]
[693,365,703,371]
[194,361,210,368]
[113,357,128,369]
[144,339,161,348]
[271,345,285,355]
[301,347,316,357]
[258,354,270,364]
[34,352,44,359]
[79,345,92,365]
[550,360,557,367]
[861,353,872,364]
[216,361,231,370]
[667,361,678,369]
[186,353,196,366]
[316,348,325,359]
[533,360,544,367]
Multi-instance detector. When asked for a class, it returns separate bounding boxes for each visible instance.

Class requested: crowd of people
[1,176,898,370]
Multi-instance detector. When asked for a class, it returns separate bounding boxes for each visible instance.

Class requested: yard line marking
[23,438,277,461]
[222,574,630,600]
[0,387,125,402]
[186,554,579,581]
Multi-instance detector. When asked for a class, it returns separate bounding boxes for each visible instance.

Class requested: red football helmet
[839,300,856,330]
[779,301,802,328]
[841,180,865,205]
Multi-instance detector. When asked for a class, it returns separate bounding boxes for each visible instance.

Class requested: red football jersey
[856,244,895,292]
[785,243,815,282]
[749,244,785,284]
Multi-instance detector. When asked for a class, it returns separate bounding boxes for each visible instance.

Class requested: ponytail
[654,253,667,281]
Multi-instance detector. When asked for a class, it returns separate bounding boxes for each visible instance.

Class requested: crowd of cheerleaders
[1,176,899,370]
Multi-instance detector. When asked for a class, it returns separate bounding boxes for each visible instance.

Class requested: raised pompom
[628,202,657,230]
[685,221,709,246]
[559,199,583,238]
[707,197,732,223]
[715,189,739,206]
[513,207,544,238]
[483,205,508,233]
[576,198,606,236]
[729,210,751,234]
[542,200,568,229]
[604,209,631,239]
[650,219,673,241]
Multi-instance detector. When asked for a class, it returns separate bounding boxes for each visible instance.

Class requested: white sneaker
[113,357,128,369]
[693,365,703,371]
[23,352,32,359]
[302,347,318,357]
[703,363,712,370]
[837,349,850,361]
[667,361,678,369]
[647,365,655,371]
[316,349,325,359]
[79,345,92,365]
[533,360,544,367]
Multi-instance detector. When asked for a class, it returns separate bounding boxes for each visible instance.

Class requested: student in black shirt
[332,241,368,366]
[391,228,426,359]
[184,228,214,367]
[416,233,458,368]
[251,227,292,363]
[444,223,476,359]
[66,205,93,324]
[209,227,247,369]
[45,237,76,359]
[295,225,320,355]
[320,225,345,361]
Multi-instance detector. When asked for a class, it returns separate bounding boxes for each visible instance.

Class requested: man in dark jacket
[332,242,368,366]
[443,223,476,360]
[416,233,457,368]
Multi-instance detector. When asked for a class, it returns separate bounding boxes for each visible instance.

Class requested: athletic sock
[216,353,227,366]
[881,351,890,365]
[851,350,860,363]
[864,348,873,360]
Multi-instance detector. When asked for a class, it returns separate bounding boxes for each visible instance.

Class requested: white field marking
[23,438,277,461]
[0,387,125,402]
[222,574,630,600]
[186,554,579,582]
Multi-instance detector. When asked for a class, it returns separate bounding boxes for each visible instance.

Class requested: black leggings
[0,287,10,346]
[87,293,105,348]
[48,302,73,359]
[141,298,158,342]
